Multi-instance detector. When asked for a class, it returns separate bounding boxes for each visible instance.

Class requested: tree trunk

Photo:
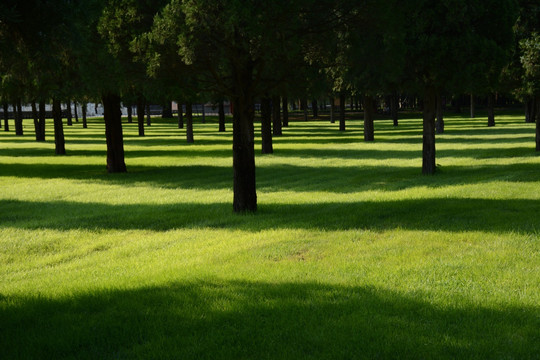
[301,99,308,121]
[350,96,354,111]
[162,101,172,118]
[282,97,289,127]
[137,97,145,136]
[82,103,88,129]
[66,101,73,126]
[146,104,151,126]
[102,93,127,173]
[330,97,335,123]
[201,104,206,123]
[218,101,226,132]
[536,96,540,151]
[32,101,40,141]
[74,102,79,122]
[37,101,46,141]
[186,102,194,143]
[526,97,536,124]
[52,98,66,155]
[423,86,437,174]
[272,96,282,136]
[14,100,23,135]
[390,92,398,126]
[487,93,495,127]
[177,102,184,129]
[470,94,475,118]
[436,94,444,134]
[312,100,318,118]
[339,93,346,131]
[261,97,273,154]
[127,104,132,123]
[2,103,8,131]
[363,95,375,141]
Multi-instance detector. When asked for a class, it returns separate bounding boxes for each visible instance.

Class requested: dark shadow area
[1,196,539,233]
[1,280,538,359]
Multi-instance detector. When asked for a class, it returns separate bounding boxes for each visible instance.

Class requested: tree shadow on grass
[2,197,539,233]
[1,280,538,359]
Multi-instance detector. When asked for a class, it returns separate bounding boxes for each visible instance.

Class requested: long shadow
[2,197,539,233]
[1,280,538,359]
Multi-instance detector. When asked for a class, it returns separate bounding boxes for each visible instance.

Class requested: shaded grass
[1,112,540,359]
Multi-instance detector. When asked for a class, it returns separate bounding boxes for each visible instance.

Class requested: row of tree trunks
[185,102,194,143]
[260,97,273,154]
[363,95,375,141]
[102,93,126,173]
[52,98,66,155]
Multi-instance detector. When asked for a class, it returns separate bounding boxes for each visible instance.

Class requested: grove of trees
[1,0,538,212]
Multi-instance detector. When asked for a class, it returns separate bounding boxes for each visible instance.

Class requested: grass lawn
[1,112,539,359]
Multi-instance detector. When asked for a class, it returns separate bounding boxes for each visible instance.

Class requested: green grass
[1,112,539,359]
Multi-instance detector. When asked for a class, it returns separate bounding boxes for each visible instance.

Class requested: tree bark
[436,94,444,134]
[301,99,308,121]
[363,95,375,141]
[526,97,536,124]
[339,93,346,131]
[31,101,40,141]
[201,104,206,123]
[282,97,289,127]
[312,100,318,118]
[137,97,145,136]
[535,96,540,151]
[261,97,273,154]
[38,101,46,140]
[14,100,23,135]
[218,100,225,132]
[487,93,495,127]
[82,102,88,129]
[52,98,66,155]
[102,93,127,173]
[423,86,437,174]
[272,96,282,136]
[177,102,184,129]
[127,104,132,123]
[2,103,8,131]
[66,101,73,126]
[74,102,79,122]
[146,104,151,126]
[330,97,335,123]
[470,94,475,118]
[232,59,257,212]
[162,101,172,118]
[186,102,194,143]
[390,92,398,126]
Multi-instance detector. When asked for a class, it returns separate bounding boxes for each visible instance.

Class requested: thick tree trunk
[390,93,398,126]
[232,59,257,212]
[127,104,132,123]
[312,100,318,118]
[162,101,172,118]
[526,97,536,124]
[2,103,8,131]
[186,102,194,143]
[261,97,273,154]
[330,97,335,123]
[137,97,145,136]
[436,94,444,134]
[339,93,346,131]
[39,101,46,140]
[470,94,475,118]
[82,103,88,129]
[487,93,495,127]
[74,102,79,122]
[218,101,226,132]
[14,100,23,135]
[102,93,127,173]
[423,86,437,174]
[272,96,282,136]
[146,104,151,126]
[282,97,289,127]
[66,101,73,126]
[363,95,375,141]
[52,98,66,155]
[177,102,184,129]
